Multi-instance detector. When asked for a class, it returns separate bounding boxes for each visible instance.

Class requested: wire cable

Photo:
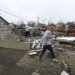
[0,8,28,22]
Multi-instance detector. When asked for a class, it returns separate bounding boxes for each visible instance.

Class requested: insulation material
[31,39,41,49]
[32,40,36,48]
[36,43,40,49]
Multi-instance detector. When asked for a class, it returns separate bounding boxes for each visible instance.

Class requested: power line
[0,8,28,22]
[0,4,20,17]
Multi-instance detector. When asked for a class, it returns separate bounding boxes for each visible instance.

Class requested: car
[29,28,41,36]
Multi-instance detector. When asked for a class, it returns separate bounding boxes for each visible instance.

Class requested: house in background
[55,22,66,32]
[66,22,75,36]
[0,16,9,25]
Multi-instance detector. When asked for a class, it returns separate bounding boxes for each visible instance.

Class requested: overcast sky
[0,0,75,23]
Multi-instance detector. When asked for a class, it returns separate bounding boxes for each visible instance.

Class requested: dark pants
[25,31,30,38]
[39,45,55,60]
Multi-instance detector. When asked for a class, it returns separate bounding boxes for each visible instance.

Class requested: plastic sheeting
[31,39,41,49]
[61,70,69,75]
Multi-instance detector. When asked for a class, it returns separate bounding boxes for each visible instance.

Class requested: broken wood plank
[29,51,37,56]
[36,49,42,52]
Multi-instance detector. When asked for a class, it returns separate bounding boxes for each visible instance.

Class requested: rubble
[32,70,40,75]
[28,49,42,56]
[31,39,41,49]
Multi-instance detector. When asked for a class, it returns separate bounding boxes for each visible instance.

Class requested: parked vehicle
[29,28,41,36]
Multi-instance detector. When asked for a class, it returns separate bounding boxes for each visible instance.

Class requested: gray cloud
[0,0,75,23]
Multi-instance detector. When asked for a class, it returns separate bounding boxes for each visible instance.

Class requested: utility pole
[37,17,39,23]
[42,19,44,24]
[0,13,1,16]
[36,17,40,28]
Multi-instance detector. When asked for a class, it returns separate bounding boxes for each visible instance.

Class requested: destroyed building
[0,16,13,40]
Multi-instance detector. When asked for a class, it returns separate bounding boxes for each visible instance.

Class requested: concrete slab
[0,41,30,50]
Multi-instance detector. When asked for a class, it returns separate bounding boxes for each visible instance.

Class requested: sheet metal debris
[61,70,69,75]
